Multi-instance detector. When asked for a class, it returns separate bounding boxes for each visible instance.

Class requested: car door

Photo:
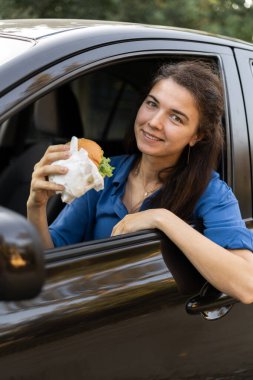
[0,36,253,380]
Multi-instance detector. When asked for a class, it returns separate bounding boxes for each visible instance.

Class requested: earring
[187,145,191,165]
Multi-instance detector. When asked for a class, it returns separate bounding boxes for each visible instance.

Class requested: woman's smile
[141,129,164,142]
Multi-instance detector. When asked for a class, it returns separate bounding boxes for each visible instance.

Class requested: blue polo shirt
[49,155,253,250]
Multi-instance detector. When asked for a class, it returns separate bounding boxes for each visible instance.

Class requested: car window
[0,55,225,227]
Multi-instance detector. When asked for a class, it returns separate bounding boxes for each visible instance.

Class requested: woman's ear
[189,133,203,147]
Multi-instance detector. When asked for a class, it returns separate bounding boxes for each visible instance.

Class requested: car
[0,18,253,379]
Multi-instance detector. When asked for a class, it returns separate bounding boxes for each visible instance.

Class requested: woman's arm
[27,203,54,249]
[111,209,253,304]
[27,144,70,249]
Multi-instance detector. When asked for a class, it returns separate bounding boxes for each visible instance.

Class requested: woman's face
[134,78,200,166]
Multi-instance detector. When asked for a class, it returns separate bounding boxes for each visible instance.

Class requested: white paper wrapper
[48,136,104,203]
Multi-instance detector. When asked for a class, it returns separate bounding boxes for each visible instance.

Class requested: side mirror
[0,207,45,300]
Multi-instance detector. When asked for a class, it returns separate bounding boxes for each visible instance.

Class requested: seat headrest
[33,85,83,139]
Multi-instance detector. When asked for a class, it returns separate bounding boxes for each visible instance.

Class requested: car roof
[0,19,118,39]
[0,18,253,49]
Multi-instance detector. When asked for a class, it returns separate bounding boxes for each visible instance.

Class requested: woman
[27,60,253,303]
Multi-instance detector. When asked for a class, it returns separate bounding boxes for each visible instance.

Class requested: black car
[0,19,253,379]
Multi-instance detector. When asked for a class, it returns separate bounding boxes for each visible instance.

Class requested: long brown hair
[127,60,224,221]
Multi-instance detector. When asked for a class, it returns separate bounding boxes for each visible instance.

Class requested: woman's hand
[111,209,163,236]
[27,144,70,210]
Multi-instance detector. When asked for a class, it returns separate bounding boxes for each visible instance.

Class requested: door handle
[185,282,237,320]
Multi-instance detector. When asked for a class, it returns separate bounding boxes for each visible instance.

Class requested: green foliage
[0,0,252,42]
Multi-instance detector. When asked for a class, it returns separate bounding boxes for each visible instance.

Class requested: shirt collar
[111,154,137,195]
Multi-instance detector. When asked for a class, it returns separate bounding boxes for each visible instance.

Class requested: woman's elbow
[236,280,253,304]
[239,292,253,305]
[230,251,253,304]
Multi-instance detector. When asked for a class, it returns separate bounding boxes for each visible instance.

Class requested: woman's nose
[148,111,164,129]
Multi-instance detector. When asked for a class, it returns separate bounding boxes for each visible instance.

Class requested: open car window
[0,55,226,238]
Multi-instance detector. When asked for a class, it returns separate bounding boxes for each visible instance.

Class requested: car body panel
[0,36,34,65]
[1,18,252,44]
[0,231,252,379]
[234,48,253,192]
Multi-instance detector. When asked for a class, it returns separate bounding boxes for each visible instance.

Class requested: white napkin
[48,136,104,203]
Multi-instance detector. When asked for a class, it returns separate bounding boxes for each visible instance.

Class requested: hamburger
[77,138,114,178]
[49,136,114,204]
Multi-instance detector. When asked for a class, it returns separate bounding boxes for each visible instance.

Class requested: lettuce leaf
[98,156,114,178]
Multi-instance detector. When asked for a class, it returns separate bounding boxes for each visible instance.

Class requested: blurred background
[0,0,252,42]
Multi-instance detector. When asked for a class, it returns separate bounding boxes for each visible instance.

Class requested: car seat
[0,84,83,224]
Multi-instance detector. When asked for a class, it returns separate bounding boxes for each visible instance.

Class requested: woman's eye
[146,100,157,108]
[170,114,182,124]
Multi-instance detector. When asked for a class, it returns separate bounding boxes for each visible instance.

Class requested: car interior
[0,56,223,226]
